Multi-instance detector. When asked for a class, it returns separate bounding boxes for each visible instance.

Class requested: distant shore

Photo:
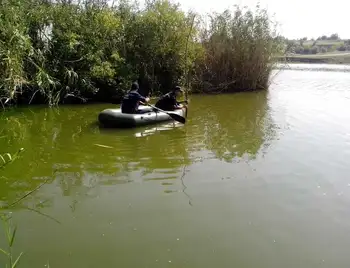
[276,52,350,64]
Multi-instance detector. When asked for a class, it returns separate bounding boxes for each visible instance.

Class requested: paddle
[147,104,186,124]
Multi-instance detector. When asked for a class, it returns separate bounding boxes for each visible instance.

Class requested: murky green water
[2,64,350,267]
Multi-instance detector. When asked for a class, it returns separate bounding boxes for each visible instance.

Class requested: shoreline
[1,61,348,109]
[275,53,350,65]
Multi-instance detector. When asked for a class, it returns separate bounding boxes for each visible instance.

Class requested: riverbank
[276,52,350,64]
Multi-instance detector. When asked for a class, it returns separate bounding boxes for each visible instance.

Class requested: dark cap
[131,82,139,91]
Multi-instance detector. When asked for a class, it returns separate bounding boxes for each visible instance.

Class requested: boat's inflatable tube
[98,105,187,128]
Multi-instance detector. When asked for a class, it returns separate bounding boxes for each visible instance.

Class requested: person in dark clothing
[121,82,150,114]
[155,86,185,111]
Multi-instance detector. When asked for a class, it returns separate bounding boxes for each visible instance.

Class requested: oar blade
[169,113,186,124]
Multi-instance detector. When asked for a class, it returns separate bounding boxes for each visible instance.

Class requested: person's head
[173,86,183,97]
[131,82,139,91]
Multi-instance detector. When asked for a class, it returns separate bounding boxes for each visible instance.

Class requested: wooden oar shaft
[147,104,186,124]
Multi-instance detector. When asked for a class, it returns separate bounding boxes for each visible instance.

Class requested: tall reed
[193,5,283,93]
[1,148,52,267]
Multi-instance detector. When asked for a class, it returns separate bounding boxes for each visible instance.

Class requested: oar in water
[147,104,186,124]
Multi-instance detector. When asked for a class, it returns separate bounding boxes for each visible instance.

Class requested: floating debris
[94,144,113,149]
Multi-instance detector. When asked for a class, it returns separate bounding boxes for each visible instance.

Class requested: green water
[2,65,350,267]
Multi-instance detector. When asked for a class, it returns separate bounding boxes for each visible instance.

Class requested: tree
[329,33,339,40]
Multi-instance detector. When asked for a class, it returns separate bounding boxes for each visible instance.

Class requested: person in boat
[121,82,150,114]
[155,86,186,111]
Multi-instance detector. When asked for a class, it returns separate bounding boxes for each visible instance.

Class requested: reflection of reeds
[0,116,28,145]
[191,93,277,162]
[0,105,94,153]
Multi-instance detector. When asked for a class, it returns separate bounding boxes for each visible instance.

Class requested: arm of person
[173,98,183,109]
[135,91,150,103]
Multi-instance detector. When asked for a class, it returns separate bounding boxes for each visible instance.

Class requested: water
[1,64,350,267]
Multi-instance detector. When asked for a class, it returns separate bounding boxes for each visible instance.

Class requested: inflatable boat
[98,105,188,128]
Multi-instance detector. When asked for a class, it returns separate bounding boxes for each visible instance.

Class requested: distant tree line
[282,33,350,55]
[317,33,340,40]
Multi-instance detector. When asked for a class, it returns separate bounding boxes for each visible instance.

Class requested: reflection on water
[133,122,184,138]
[3,64,350,267]
[191,91,276,162]
[0,92,273,205]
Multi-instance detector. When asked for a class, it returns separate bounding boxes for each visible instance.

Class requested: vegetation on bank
[273,33,350,64]
[1,149,25,268]
[0,0,282,106]
[1,148,52,267]
[283,34,350,56]
[276,52,350,64]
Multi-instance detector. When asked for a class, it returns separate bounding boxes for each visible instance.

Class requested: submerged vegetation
[0,149,24,169]
[1,148,52,267]
[0,214,23,268]
[0,0,282,106]
[1,149,24,268]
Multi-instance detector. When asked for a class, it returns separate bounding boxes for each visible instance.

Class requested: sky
[158,0,349,40]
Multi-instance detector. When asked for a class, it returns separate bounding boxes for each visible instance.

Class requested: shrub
[310,46,318,54]
[320,47,327,53]
[294,46,304,54]
[0,0,281,105]
[303,47,310,54]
